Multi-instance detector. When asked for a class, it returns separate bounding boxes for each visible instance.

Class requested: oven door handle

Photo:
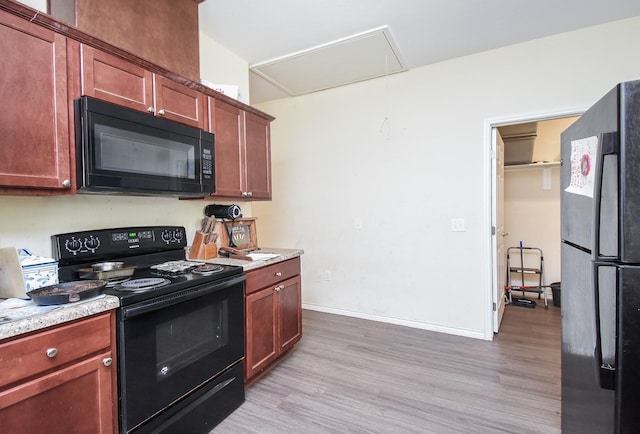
[122,274,246,319]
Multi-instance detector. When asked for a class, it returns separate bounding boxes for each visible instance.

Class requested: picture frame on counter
[215,218,258,250]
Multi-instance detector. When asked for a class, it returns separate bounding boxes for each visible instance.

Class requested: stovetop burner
[105,276,132,287]
[115,278,171,292]
[192,264,224,275]
[150,260,201,274]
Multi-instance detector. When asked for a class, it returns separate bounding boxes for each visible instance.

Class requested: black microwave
[75,96,214,197]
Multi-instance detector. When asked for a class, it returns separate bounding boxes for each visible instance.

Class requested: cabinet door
[210,98,245,197]
[243,112,272,199]
[154,75,204,129]
[0,351,115,434]
[245,285,278,380]
[0,11,71,190]
[278,275,302,353]
[81,44,154,113]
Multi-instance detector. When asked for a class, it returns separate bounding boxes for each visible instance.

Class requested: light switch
[542,168,551,190]
[451,218,465,232]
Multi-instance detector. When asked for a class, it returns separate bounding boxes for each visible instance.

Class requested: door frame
[483,107,585,340]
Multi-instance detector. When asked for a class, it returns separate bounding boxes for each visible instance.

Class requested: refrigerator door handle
[593,262,616,390]
[592,131,619,262]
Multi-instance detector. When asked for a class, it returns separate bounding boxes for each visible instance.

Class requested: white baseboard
[302,303,488,340]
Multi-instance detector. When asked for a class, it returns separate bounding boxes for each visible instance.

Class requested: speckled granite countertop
[197,247,304,271]
[0,295,120,341]
[0,248,302,341]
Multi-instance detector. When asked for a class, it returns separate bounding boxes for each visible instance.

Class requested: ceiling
[199,0,640,104]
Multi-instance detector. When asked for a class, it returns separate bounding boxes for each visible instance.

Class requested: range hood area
[500,122,538,166]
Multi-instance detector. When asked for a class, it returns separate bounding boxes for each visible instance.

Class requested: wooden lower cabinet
[245,258,302,382]
[0,312,117,433]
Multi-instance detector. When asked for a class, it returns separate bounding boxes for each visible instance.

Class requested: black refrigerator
[561,79,640,433]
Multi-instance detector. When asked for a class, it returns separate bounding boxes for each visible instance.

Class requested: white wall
[252,16,640,339]
[198,22,250,104]
[16,0,46,12]
[0,195,251,259]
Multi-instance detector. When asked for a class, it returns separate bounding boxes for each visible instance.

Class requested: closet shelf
[504,161,560,172]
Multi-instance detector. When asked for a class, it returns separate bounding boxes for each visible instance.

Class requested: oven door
[117,274,245,432]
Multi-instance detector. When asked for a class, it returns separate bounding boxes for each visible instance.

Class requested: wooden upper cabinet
[0,10,71,191]
[208,97,272,200]
[244,112,272,200]
[81,45,154,113]
[154,75,204,129]
[80,45,204,129]
[209,98,244,197]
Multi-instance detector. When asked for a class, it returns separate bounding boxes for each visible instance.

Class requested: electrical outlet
[323,270,331,281]
[354,217,363,230]
[451,218,465,232]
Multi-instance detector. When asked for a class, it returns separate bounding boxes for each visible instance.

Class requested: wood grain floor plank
[214,304,561,433]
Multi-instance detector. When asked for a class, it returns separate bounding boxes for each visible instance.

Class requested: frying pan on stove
[27,280,107,305]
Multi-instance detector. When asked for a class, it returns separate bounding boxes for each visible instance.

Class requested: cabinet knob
[61,179,71,188]
[275,271,282,277]
[46,347,58,358]
[157,109,166,116]
[247,191,253,197]
[103,357,113,367]
[275,284,284,292]
[147,106,155,114]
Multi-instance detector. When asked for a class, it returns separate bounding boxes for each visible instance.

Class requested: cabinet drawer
[245,257,300,295]
[0,313,112,387]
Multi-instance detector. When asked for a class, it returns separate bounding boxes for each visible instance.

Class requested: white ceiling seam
[249,26,407,96]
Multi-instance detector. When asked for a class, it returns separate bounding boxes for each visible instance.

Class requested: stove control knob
[173,229,183,242]
[65,237,82,254]
[85,236,100,251]
[161,229,172,243]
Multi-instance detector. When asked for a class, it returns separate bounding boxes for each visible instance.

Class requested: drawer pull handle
[275,271,282,277]
[46,348,58,358]
[103,357,113,367]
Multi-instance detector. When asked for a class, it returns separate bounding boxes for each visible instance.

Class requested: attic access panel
[250,26,406,96]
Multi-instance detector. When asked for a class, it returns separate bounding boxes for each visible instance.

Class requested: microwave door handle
[592,131,619,262]
[593,262,616,390]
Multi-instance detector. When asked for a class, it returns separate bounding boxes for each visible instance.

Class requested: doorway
[485,110,582,337]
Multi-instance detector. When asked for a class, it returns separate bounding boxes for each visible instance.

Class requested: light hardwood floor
[215,303,561,433]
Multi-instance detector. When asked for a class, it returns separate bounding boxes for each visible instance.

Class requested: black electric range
[52,226,247,433]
